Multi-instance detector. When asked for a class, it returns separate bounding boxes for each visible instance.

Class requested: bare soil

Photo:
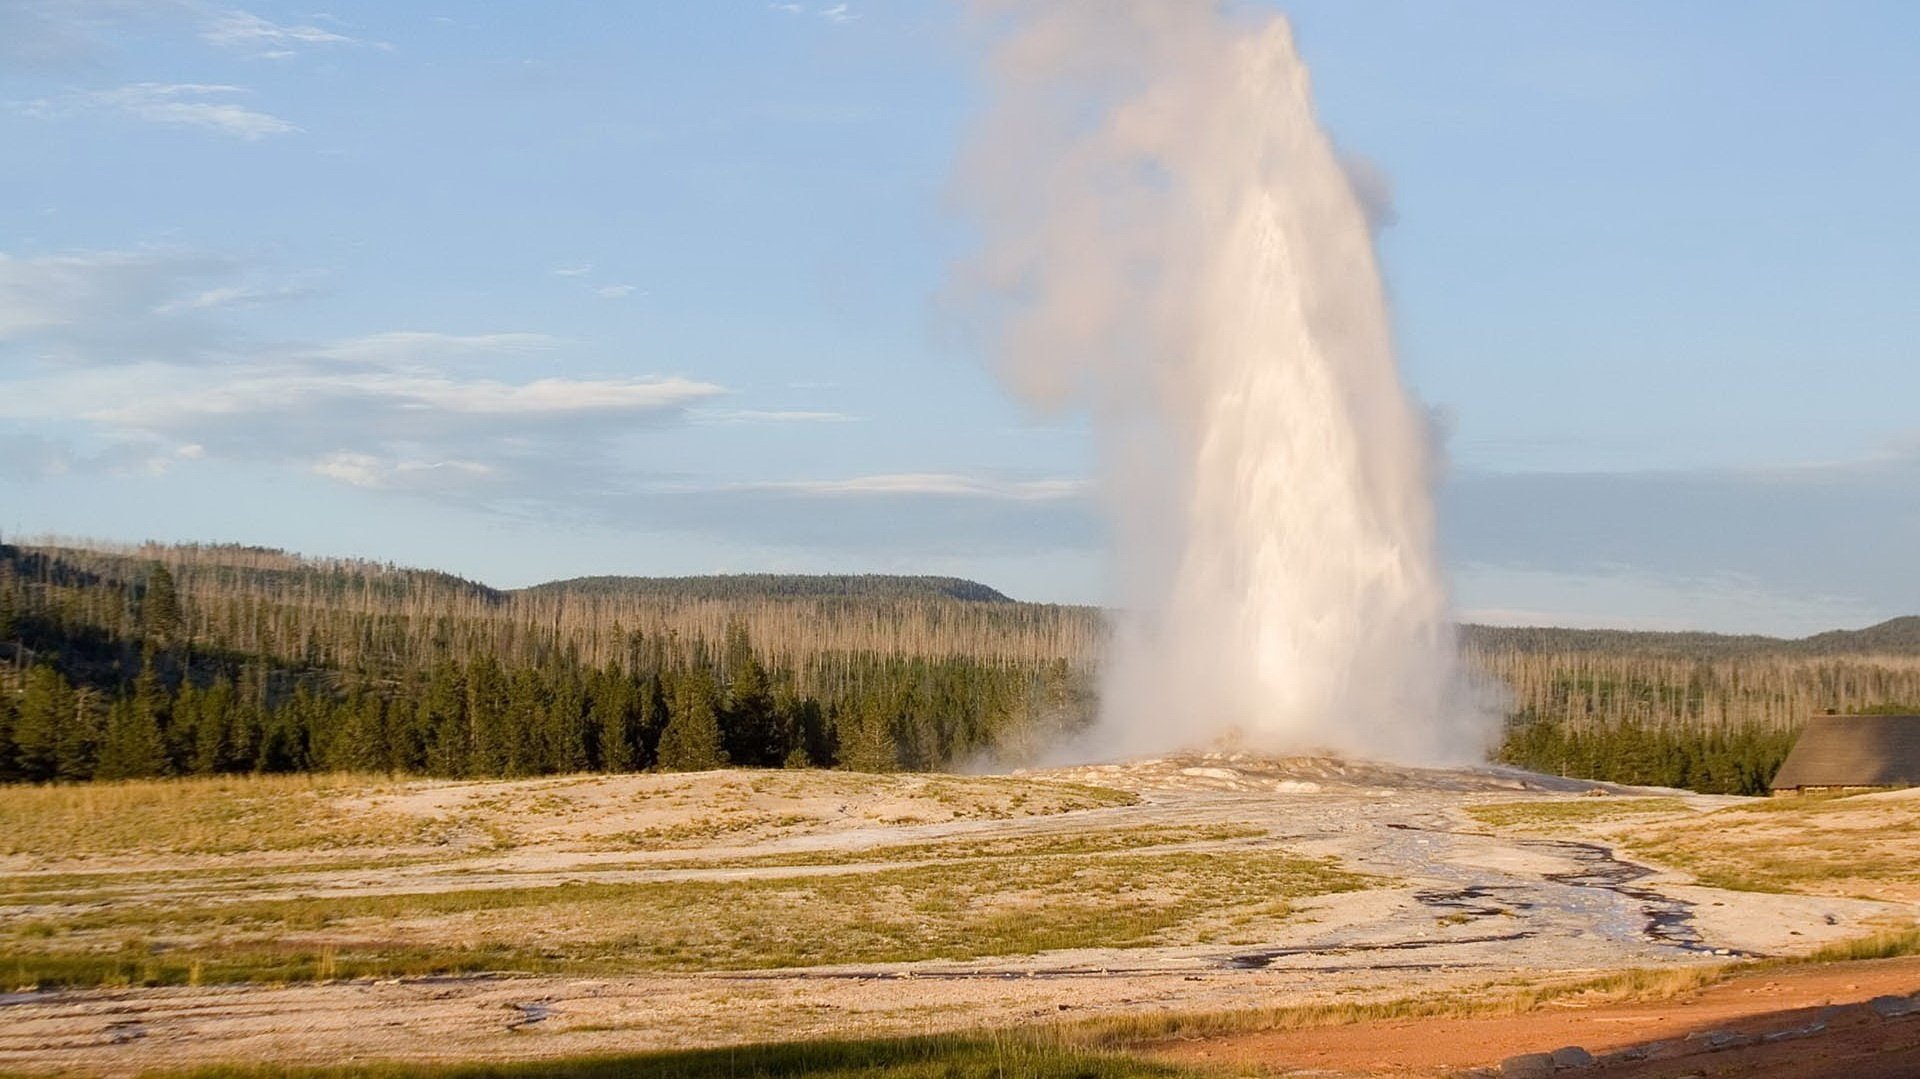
[1149,956,1920,1077]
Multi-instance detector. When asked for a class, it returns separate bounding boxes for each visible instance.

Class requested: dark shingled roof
[1771,715,1920,790]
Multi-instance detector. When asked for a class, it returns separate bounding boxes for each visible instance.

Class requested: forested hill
[524,574,1013,604]
[1462,618,1920,659]
[3,537,1919,793]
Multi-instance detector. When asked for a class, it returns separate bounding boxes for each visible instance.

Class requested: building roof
[1772,715,1920,790]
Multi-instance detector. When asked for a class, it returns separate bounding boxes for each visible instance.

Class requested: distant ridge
[1463,616,1920,659]
[519,573,1014,604]
[1798,616,1920,656]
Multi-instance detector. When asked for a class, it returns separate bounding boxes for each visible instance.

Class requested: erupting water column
[958,2,1494,765]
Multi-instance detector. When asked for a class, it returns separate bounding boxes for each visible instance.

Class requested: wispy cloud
[768,3,857,24]
[23,82,298,139]
[310,330,561,366]
[735,473,1086,501]
[0,247,241,359]
[149,280,315,314]
[692,409,861,425]
[550,264,594,277]
[0,245,729,504]
[200,8,387,55]
[312,452,495,492]
[592,283,639,300]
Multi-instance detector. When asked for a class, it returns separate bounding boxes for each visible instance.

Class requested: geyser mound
[958,2,1498,765]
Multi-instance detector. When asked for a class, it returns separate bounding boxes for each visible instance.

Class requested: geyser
[957,1,1495,765]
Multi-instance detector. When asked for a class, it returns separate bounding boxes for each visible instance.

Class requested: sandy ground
[3,755,1916,1075]
[1150,956,1920,1077]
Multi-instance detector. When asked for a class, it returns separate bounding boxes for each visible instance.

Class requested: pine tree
[837,696,898,773]
[722,624,778,766]
[12,666,67,782]
[590,667,639,773]
[0,682,20,782]
[657,669,727,771]
[96,694,167,779]
[140,562,182,645]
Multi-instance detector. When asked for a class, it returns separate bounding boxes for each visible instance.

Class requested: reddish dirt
[1147,956,1920,1077]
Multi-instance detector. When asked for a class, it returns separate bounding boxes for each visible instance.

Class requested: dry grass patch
[1464,796,1693,830]
[0,774,439,860]
[1058,964,1736,1051]
[1624,794,1920,897]
[662,823,1266,869]
[0,848,1368,986]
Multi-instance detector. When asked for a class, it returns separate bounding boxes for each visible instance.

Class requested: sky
[1,1,1916,635]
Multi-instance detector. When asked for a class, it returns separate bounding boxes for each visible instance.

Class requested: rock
[1499,1053,1557,1079]
[1550,1045,1596,1068]
[1870,993,1919,1019]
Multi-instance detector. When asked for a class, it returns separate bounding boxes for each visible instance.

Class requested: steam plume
[956,1,1496,765]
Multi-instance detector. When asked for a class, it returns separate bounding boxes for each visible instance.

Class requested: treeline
[0,624,1083,783]
[4,539,1920,792]
[1495,717,1800,796]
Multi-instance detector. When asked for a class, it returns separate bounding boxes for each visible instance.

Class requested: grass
[0,1034,1196,1079]
[0,773,437,858]
[1464,796,1692,829]
[1463,789,1920,898]
[1,848,1370,988]
[1802,926,1920,962]
[0,942,565,990]
[1058,964,1735,1051]
[1623,798,1920,895]
[652,823,1266,869]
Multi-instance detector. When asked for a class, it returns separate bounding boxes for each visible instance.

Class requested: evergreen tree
[140,562,182,645]
[837,696,898,773]
[657,669,727,771]
[55,685,102,781]
[12,666,68,781]
[721,624,779,766]
[0,681,19,782]
[96,694,167,779]
[590,667,640,773]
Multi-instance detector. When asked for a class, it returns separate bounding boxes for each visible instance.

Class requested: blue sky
[2,1,1916,634]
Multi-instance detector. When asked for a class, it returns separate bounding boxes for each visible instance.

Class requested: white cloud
[25,83,299,139]
[592,283,639,299]
[313,451,494,491]
[70,368,722,427]
[768,2,855,22]
[150,280,313,314]
[550,264,594,277]
[200,9,387,54]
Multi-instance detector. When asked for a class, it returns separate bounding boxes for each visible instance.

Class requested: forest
[2,540,1916,794]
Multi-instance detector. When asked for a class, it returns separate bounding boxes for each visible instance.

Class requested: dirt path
[1148,956,1920,1077]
